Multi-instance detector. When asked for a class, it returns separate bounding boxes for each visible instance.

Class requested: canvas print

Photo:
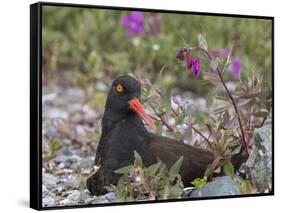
[33,2,273,209]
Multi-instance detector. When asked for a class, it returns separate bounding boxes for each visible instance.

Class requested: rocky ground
[42,86,102,207]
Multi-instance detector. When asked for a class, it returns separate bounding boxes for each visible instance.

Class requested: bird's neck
[102,108,147,133]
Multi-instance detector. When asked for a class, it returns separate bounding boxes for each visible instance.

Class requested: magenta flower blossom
[231,58,241,79]
[192,57,201,76]
[220,48,230,58]
[176,49,185,61]
[176,48,200,76]
[212,48,241,79]
[211,48,230,58]
[121,12,144,36]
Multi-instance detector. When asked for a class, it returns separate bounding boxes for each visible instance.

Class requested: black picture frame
[30,2,274,210]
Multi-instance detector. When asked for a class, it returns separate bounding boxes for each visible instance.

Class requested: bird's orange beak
[128,98,157,131]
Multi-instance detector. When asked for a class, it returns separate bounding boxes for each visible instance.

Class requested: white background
[0,0,278,212]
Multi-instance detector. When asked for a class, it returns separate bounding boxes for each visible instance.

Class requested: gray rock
[80,157,95,170]
[43,172,58,186]
[43,125,60,138]
[54,154,81,163]
[78,191,93,202]
[50,186,64,195]
[42,93,57,104]
[104,192,116,201]
[189,176,240,198]
[80,192,116,205]
[61,175,76,186]
[42,185,50,197]
[96,81,107,91]
[59,190,81,206]
[67,190,81,201]
[244,116,272,192]
[42,197,55,207]
[58,147,73,156]
[90,195,113,204]
[48,108,68,120]
[71,148,84,156]
[64,87,85,98]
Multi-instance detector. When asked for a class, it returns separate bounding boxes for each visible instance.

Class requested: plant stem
[198,47,250,157]
[149,104,188,143]
[149,104,174,133]
[156,88,213,147]
[191,126,212,148]
[158,114,174,132]
[170,101,212,147]
[216,71,250,156]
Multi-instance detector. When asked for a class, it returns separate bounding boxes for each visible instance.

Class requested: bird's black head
[103,75,156,130]
[106,75,141,112]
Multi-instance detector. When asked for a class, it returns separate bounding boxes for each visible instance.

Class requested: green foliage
[43,138,63,162]
[191,176,208,188]
[223,160,235,177]
[169,156,184,179]
[114,165,134,174]
[197,33,208,50]
[145,162,162,177]
[197,158,256,194]
[233,176,257,194]
[107,151,184,201]
[134,150,143,167]
[49,138,63,152]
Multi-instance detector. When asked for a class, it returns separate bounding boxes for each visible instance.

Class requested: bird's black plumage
[86,75,246,195]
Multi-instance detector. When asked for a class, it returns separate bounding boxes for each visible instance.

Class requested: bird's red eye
[116,84,124,93]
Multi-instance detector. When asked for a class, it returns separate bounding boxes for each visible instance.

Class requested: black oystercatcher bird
[87,75,246,195]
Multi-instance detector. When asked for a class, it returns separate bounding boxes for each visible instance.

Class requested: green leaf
[238,179,256,194]
[104,185,115,192]
[191,176,208,188]
[116,175,130,186]
[254,111,268,118]
[163,87,171,111]
[206,87,217,107]
[158,162,167,176]
[145,162,161,177]
[134,150,143,167]
[173,132,184,141]
[168,185,183,199]
[114,165,133,174]
[222,110,230,126]
[237,98,251,107]
[194,110,207,124]
[215,95,229,101]
[154,178,167,190]
[239,180,247,194]
[223,160,234,177]
[231,145,242,156]
[224,116,239,129]
[202,72,220,83]
[169,156,184,177]
[197,79,210,89]
[213,106,227,114]
[204,164,214,177]
[49,139,63,152]
[234,175,256,194]
[175,114,186,125]
[210,59,219,71]
[197,33,208,50]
